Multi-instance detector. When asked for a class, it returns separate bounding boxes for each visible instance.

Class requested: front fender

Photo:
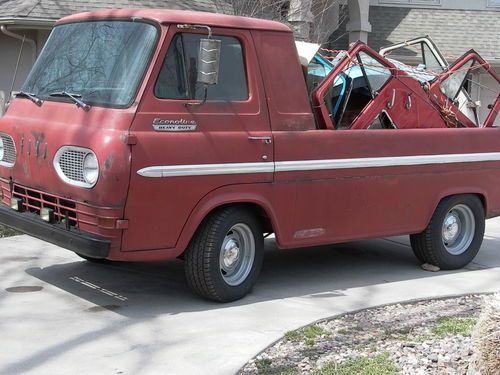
[174,184,282,257]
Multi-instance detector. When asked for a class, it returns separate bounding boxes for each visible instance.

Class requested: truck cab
[1,10,499,302]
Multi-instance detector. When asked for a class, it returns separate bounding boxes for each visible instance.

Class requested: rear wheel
[410,195,485,270]
[184,207,264,302]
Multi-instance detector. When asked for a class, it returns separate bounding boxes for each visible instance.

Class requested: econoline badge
[152,118,197,132]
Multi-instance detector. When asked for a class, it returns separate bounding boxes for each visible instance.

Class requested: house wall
[370,0,500,11]
[475,72,500,127]
[0,29,50,115]
[0,32,34,113]
[364,5,499,126]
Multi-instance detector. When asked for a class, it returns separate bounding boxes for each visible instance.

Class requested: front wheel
[184,207,264,302]
[410,195,485,270]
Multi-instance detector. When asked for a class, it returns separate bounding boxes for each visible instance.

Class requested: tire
[184,206,264,302]
[410,195,485,270]
[75,253,110,264]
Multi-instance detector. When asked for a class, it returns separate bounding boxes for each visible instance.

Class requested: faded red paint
[0,9,499,262]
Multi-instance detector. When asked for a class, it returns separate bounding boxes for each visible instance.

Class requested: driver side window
[155,33,248,101]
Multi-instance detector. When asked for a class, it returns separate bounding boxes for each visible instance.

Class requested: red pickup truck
[0,9,499,302]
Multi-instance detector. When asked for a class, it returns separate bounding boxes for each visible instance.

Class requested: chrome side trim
[137,162,274,178]
[275,152,500,172]
[137,152,500,178]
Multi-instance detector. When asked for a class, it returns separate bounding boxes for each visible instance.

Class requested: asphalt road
[1,218,499,375]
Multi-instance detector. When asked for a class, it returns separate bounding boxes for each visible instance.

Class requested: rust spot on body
[105,155,113,170]
[31,131,46,143]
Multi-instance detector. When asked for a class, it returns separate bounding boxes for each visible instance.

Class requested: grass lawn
[432,317,477,337]
[317,353,397,375]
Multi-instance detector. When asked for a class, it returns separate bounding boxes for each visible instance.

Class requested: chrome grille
[0,133,16,166]
[58,149,86,183]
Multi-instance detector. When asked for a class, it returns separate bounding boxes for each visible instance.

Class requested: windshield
[22,20,158,108]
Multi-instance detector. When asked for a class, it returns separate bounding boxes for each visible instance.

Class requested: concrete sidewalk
[1,218,499,375]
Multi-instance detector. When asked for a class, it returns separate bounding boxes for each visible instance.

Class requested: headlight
[83,152,99,185]
[0,136,4,161]
[54,146,99,188]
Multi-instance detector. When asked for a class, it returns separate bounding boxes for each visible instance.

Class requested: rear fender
[421,187,489,233]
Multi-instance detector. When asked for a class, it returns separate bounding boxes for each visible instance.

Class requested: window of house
[487,0,500,7]
[379,0,441,5]
[155,33,248,101]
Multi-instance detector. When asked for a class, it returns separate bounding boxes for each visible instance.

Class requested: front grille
[0,133,16,166]
[13,185,78,227]
[58,148,87,183]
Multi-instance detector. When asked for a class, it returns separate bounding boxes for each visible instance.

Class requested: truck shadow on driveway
[24,235,500,317]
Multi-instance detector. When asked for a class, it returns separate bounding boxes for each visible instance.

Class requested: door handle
[387,89,396,109]
[248,136,272,144]
[405,93,412,110]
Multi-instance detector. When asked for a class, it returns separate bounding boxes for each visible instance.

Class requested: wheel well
[207,202,274,234]
[476,194,487,213]
[439,193,487,213]
[414,192,488,237]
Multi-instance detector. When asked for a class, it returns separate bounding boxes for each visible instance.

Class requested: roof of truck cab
[57,9,292,32]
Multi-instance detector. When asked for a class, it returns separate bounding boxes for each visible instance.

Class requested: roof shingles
[0,0,222,20]
[368,6,500,63]
[329,5,500,63]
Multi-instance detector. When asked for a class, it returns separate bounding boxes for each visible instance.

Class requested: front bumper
[0,204,110,258]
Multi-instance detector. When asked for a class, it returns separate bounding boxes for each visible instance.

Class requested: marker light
[10,197,23,212]
[41,207,54,223]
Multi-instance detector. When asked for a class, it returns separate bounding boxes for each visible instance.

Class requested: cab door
[122,26,273,251]
[379,35,448,73]
[430,51,500,128]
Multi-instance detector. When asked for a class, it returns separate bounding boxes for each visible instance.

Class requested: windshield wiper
[15,91,43,106]
[49,91,90,111]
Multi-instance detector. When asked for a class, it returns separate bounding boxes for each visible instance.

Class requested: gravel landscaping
[0,224,19,238]
[240,295,494,375]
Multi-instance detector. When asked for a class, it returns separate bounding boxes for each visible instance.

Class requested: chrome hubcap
[222,239,240,268]
[219,223,255,286]
[442,204,475,255]
[443,214,460,243]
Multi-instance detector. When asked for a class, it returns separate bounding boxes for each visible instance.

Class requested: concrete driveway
[1,218,499,375]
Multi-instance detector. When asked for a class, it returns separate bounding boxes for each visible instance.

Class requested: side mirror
[197,38,221,86]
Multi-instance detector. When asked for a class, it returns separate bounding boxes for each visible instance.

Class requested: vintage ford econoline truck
[0,9,499,301]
